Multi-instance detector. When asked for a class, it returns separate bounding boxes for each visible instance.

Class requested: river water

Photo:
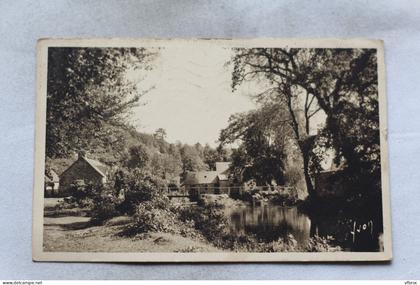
[225,203,381,251]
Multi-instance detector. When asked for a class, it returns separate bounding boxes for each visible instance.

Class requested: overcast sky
[129,46,258,147]
[128,45,326,148]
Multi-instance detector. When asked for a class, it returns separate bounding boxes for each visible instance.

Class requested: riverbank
[43,197,343,253]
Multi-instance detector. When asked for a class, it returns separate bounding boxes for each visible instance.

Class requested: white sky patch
[128,46,258,147]
[126,45,328,149]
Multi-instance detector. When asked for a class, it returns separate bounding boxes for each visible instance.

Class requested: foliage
[284,163,303,187]
[46,47,156,158]
[127,201,178,234]
[113,168,169,215]
[230,48,380,198]
[125,144,150,169]
[90,192,120,225]
[268,192,299,206]
[178,201,340,252]
[179,144,209,174]
[261,234,299,252]
[306,235,342,252]
[178,202,231,247]
[219,103,293,185]
[153,128,167,141]
[53,182,97,210]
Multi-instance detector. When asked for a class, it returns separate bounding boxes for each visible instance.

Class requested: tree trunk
[302,150,316,198]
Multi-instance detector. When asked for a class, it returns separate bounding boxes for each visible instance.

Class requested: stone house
[59,153,109,195]
[183,162,231,197]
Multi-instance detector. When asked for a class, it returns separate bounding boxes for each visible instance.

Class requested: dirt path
[43,216,220,252]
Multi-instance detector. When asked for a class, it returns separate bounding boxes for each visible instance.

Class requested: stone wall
[59,158,104,195]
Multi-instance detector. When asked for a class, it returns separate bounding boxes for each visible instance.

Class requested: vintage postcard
[33,38,391,262]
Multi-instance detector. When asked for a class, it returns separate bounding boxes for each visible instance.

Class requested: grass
[44,197,91,217]
[43,215,219,252]
[44,197,65,210]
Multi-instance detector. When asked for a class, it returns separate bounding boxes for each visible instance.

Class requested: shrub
[179,202,228,236]
[54,184,96,210]
[266,234,299,252]
[269,192,299,206]
[284,164,303,187]
[113,168,179,236]
[126,201,177,235]
[90,192,120,225]
[178,202,240,249]
[306,235,342,252]
[114,168,169,215]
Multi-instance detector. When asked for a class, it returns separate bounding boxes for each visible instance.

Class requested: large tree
[179,144,208,174]
[231,48,379,198]
[46,47,155,158]
[219,102,293,186]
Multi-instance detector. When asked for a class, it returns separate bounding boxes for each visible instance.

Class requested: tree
[46,47,156,158]
[180,145,208,174]
[153,128,167,141]
[125,144,149,169]
[203,144,218,170]
[219,103,293,185]
[230,48,379,198]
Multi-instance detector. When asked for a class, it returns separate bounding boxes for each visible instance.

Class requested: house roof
[59,155,108,178]
[183,162,231,185]
[184,171,219,185]
[83,157,108,177]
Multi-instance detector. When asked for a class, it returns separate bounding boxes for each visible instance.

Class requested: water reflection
[225,203,381,251]
[225,204,311,244]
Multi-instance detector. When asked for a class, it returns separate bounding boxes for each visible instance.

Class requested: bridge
[166,185,297,200]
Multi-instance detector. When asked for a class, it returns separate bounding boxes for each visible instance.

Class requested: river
[224,203,382,251]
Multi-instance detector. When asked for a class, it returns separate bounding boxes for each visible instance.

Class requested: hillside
[46,125,227,183]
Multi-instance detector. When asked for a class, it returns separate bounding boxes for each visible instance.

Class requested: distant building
[44,170,59,197]
[167,176,181,192]
[59,152,109,195]
[183,162,231,196]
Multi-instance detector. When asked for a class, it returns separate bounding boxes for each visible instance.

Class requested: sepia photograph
[33,38,391,262]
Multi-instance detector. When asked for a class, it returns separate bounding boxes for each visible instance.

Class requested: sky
[127,45,327,148]
[128,46,258,147]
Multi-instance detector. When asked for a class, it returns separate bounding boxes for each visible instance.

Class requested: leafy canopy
[46,47,156,158]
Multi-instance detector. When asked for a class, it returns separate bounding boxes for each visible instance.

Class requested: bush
[265,234,299,252]
[179,202,229,239]
[112,168,180,236]
[178,202,250,249]
[126,201,177,235]
[269,192,299,206]
[306,235,342,252]
[90,189,120,225]
[90,167,170,224]
[114,168,169,215]
[54,185,96,210]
